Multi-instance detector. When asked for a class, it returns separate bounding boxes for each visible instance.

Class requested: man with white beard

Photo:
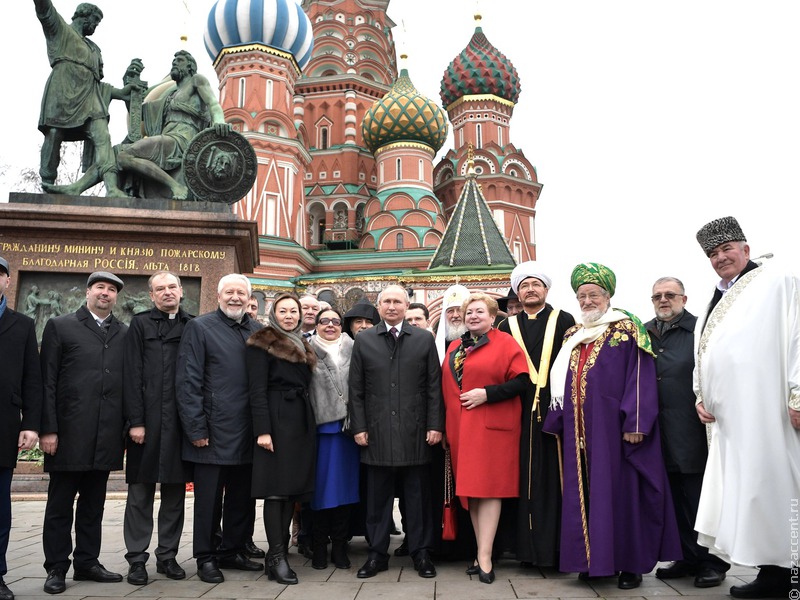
[544,263,680,589]
[176,274,262,583]
[435,284,470,364]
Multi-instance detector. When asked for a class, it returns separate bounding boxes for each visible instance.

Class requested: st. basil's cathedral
[204,0,541,323]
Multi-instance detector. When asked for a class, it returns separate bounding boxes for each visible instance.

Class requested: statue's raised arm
[32,1,128,197]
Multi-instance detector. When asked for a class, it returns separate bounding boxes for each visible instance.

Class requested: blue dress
[312,421,360,510]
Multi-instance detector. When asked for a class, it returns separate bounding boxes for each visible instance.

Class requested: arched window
[497,125,503,146]
[418,159,424,181]
[238,78,246,108]
[396,233,404,249]
[321,127,329,150]
[396,158,402,180]
[476,123,483,149]
[266,79,273,110]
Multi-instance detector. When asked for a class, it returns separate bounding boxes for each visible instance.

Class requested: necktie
[390,326,399,339]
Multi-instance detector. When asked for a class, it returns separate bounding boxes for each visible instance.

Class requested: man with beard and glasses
[435,284,470,365]
[543,263,680,590]
[643,277,729,589]
[176,274,262,583]
[497,262,574,569]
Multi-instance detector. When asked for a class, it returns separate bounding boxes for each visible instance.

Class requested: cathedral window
[238,78,246,108]
[396,233,404,249]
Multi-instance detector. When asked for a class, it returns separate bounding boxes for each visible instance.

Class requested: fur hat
[696,216,746,256]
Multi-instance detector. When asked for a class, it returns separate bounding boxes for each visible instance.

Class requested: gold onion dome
[361,68,448,154]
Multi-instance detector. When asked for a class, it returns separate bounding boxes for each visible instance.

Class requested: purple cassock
[543,320,681,576]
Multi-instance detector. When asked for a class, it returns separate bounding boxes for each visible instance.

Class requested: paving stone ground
[6,495,754,600]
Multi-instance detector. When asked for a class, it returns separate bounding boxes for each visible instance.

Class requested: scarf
[549,308,653,409]
[267,297,306,355]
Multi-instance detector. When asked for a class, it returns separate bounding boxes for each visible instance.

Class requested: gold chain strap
[444,447,453,504]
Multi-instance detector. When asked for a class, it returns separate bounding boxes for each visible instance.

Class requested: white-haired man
[176,274,262,583]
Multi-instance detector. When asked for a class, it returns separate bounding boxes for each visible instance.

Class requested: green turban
[570,263,617,296]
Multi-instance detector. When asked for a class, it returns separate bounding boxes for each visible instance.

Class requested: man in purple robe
[543,263,680,590]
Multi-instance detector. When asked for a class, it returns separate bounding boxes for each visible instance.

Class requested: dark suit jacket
[349,320,444,467]
[40,305,127,471]
[0,307,43,468]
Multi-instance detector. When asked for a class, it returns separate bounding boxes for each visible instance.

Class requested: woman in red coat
[442,292,528,583]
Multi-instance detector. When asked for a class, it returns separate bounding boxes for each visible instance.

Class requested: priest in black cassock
[497,262,575,567]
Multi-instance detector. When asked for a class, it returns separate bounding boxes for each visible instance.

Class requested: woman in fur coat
[308,308,360,570]
[246,294,316,584]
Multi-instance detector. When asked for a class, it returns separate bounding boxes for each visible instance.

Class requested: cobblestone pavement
[6,496,754,600]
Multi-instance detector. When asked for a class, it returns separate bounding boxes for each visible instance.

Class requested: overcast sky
[2,0,798,318]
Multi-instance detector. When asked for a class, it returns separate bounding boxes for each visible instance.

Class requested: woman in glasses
[307,308,360,570]
[247,294,317,584]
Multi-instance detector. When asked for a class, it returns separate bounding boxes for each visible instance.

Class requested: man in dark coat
[39,271,128,594]
[497,263,575,567]
[349,284,444,579]
[122,271,193,585]
[645,276,729,588]
[0,257,42,600]
[176,274,262,583]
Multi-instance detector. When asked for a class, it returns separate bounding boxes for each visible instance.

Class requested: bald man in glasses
[644,277,728,589]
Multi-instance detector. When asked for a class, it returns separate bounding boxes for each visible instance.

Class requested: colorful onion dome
[362,68,448,154]
[204,0,314,69]
[440,22,521,108]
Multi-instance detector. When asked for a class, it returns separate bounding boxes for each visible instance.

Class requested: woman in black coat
[246,294,316,585]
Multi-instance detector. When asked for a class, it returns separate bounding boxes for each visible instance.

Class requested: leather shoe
[44,569,66,594]
[156,558,186,580]
[297,542,313,559]
[244,541,265,559]
[0,578,12,600]
[730,579,789,598]
[478,566,495,584]
[126,562,147,585]
[0,578,13,600]
[218,552,263,571]
[73,564,123,583]
[414,555,436,578]
[618,571,642,590]
[694,567,726,588]
[393,540,409,556]
[466,560,480,576]
[197,561,224,584]
[357,558,388,578]
[656,560,696,579]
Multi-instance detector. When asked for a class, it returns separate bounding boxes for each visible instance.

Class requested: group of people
[1,215,798,599]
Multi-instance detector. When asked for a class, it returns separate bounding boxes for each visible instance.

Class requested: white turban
[510,262,552,294]
[436,284,471,364]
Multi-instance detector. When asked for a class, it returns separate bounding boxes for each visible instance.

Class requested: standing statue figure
[33,0,133,197]
[116,50,230,200]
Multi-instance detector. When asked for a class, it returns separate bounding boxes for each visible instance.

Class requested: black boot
[266,553,298,585]
[311,508,330,569]
[330,505,351,569]
[264,500,298,584]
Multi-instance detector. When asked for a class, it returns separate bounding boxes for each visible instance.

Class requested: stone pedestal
[0,193,259,321]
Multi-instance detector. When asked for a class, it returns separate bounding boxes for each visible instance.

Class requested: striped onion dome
[204,0,314,69]
[362,68,448,154]
[440,23,520,108]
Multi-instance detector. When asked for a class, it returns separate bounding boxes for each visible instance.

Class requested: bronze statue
[116,50,231,200]
[33,0,137,197]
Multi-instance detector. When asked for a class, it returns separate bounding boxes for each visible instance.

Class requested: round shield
[183,127,257,204]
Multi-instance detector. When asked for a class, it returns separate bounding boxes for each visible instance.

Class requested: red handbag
[442,447,458,541]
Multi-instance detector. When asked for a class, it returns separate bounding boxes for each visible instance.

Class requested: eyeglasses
[576,293,605,302]
[651,292,682,302]
[319,317,341,326]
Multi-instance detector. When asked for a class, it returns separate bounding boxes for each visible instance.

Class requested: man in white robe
[693,216,800,598]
